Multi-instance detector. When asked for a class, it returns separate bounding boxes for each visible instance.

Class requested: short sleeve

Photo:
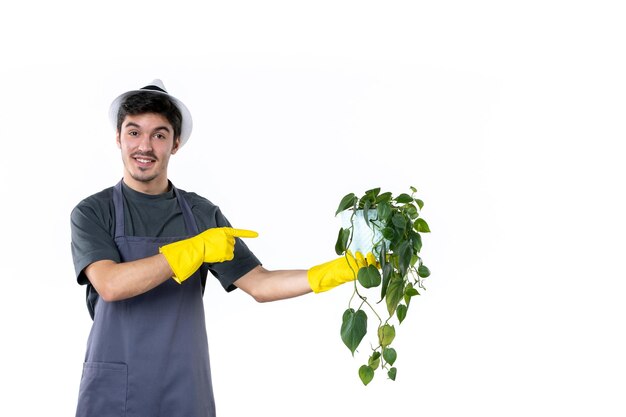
[187,194,262,291]
[70,198,121,285]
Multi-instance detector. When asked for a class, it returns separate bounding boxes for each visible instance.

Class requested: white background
[1,1,625,416]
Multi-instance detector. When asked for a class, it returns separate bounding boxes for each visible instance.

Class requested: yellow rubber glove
[307,251,378,293]
[159,227,258,283]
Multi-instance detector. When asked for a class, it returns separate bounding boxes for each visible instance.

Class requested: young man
[70,80,371,417]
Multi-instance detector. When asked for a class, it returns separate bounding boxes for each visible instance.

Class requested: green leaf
[405,287,420,297]
[381,227,395,241]
[376,201,392,222]
[363,201,371,228]
[359,365,375,386]
[377,192,393,204]
[395,193,413,204]
[414,218,431,233]
[379,263,392,301]
[418,264,431,278]
[335,227,350,255]
[396,304,408,323]
[385,275,404,316]
[412,232,422,253]
[406,205,419,219]
[378,324,396,347]
[336,193,356,215]
[404,284,419,307]
[364,187,380,201]
[383,347,397,366]
[357,265,381,288]
[379,240,387,269]
[391,213,407,230]
[387,367,397,381]
[368,351,381,370]
[397,241,412,275]
[341,309,368,356]
[415,199,424,210]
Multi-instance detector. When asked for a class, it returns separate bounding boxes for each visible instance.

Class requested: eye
[154,132,167,140]
[128,130,139,137]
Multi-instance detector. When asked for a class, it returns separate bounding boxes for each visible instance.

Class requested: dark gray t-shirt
[70,181,261,294]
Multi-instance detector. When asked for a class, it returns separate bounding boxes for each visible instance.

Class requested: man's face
[116,112,180,193]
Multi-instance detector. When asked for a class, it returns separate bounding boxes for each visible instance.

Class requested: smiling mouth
[131,153,157,165]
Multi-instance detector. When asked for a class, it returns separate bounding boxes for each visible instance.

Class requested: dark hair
[116,91,183,139]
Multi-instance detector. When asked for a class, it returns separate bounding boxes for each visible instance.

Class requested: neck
[122,175,170,195]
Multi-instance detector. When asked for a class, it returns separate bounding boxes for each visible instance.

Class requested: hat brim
[108,88,193,148]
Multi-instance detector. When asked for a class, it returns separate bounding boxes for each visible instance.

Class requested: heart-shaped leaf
[358,265,381,288]
[378,324,395,347]
[359,365,375,386]
[383,347,397,366]
[341,308,367,356]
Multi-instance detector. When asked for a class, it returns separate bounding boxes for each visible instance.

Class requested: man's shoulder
[75,186,115,207]
[176,187,218,210]
[71,186,115,218]
[175,187,223,227]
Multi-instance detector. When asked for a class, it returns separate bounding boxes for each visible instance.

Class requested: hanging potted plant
[334,186,431,385]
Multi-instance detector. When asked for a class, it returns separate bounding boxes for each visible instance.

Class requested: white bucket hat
[109,79,193,148]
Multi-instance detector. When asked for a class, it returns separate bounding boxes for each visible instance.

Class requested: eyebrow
[124,122,172,133]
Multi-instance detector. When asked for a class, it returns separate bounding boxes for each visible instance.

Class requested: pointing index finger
[228,228,259,239]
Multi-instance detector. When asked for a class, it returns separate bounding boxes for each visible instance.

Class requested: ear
[116,131,121,149]
[171,137,181,154]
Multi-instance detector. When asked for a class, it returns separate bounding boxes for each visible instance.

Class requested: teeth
[136,158,152,163]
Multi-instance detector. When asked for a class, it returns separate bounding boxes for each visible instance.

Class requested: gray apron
[76,181,216,417]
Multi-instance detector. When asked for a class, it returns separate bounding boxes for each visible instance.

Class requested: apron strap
[172,184,200,235]
[113,180,125,239]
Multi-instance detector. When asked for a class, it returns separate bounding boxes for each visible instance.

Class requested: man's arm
[85,255,174,302]
[235,252,378,302]
[234,266,312,302]
[86,227,257,302]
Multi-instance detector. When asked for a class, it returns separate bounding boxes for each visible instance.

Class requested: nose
[137,133,152,152]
